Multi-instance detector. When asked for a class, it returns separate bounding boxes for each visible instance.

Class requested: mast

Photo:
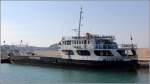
[78,7,83,38]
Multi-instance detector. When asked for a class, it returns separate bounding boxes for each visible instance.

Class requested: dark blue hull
[11,56,139,69]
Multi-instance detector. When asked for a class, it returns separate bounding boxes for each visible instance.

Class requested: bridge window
[94,50,113,56]
[66,40,71,45]
[77,50,91,56]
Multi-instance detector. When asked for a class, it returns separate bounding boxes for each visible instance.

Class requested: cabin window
[77,50,91,56]
[79,41,81,44]
[77,41,78,44]
[62,50,74,55]
[117,49,136,56]
[82,41,84,44]
[74,41,76,44]
[88,40,90,44]
[84,40,86,44]
[117,50,126,56]
[94,50,113,56]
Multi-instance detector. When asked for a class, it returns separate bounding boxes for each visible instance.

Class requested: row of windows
[95,45,118,49]
[62,40,90,45]
[62,50,113,56]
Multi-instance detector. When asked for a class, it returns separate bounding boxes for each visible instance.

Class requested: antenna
[72,7,83,37]
[130,34,134,48]
[78,7,83,38]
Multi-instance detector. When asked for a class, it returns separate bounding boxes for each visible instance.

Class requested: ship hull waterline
[10,55,139,69]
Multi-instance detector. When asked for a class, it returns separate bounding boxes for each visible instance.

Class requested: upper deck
[62,33,115,41]
[59,33,137,50]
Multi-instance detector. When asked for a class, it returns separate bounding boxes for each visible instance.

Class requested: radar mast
[78,7,83,38]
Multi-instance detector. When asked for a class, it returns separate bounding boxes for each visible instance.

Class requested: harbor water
[0,63,149,83]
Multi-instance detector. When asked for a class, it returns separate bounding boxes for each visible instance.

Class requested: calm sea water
[0,63,149,84]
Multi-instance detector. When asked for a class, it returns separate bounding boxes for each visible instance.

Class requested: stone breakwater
[137,48,150,60]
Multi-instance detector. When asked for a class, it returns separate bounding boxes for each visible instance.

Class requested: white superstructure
[58,33,138,62]
[58,8,138,62]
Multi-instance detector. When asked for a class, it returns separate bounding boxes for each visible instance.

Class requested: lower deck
[60,49,138,61]
[10,55,139,69]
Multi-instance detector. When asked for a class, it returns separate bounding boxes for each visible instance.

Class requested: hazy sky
[1,1,149,47]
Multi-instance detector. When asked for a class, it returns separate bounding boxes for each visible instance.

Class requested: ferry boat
[7,8,138,68]
[58,8,138,68]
